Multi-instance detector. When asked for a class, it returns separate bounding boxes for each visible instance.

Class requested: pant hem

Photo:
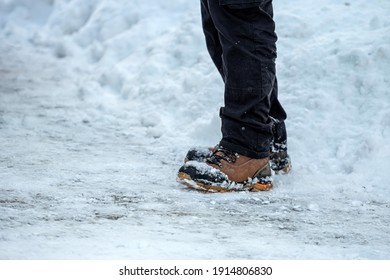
[219,140,270,159]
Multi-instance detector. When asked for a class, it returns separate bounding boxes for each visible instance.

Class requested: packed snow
[0,0,389,259]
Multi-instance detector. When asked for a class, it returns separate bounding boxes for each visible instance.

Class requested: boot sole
[177,172,272,193]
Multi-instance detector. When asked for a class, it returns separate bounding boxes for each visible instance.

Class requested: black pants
[201,0,287,159]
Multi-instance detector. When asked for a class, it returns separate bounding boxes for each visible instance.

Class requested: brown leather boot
[178,147,272,192]
[184,145,291,174]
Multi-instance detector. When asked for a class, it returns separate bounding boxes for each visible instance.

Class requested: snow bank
[274,0,390,195]
[2,0,221,143]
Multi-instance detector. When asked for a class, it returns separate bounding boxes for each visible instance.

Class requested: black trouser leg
[201,0,287,158]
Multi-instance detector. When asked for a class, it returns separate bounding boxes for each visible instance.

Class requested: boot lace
[206,147,239,167]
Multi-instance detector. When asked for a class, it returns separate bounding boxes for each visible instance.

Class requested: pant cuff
[219,140,270,159]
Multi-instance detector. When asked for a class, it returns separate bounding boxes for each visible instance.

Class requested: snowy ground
[1,0,390,259]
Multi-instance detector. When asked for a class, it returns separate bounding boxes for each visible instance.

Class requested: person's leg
[177,0,288,191]
[180,1,290,185]
[206,0,278,159]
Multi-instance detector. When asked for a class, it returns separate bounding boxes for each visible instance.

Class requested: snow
[0,0,389,259]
